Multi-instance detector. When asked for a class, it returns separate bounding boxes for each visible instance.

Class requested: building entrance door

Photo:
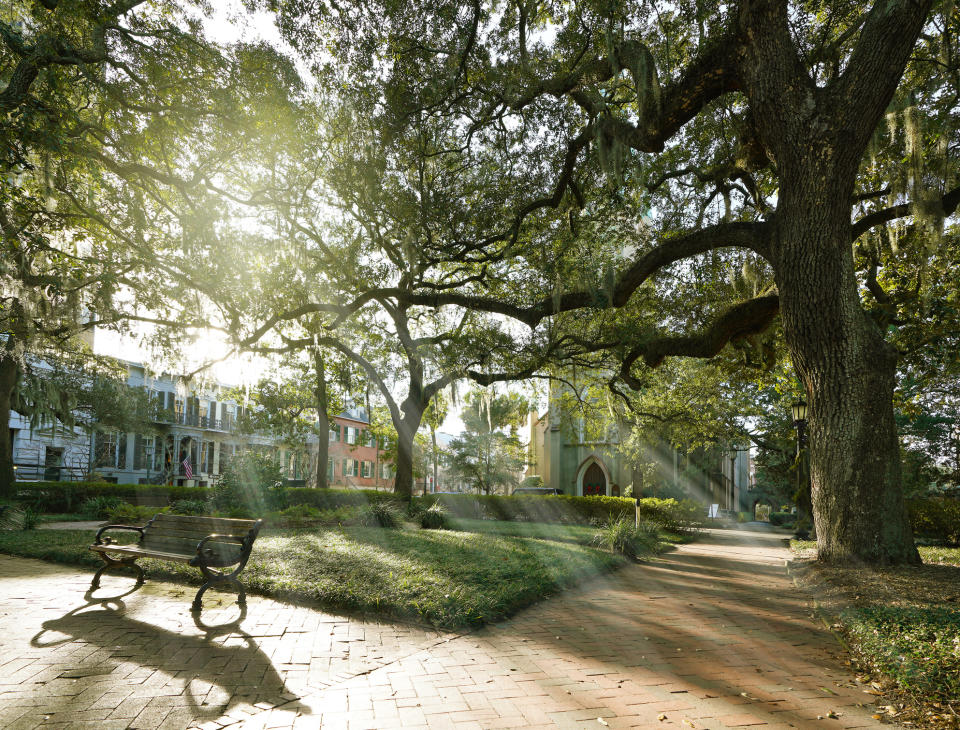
[583,462,606,496]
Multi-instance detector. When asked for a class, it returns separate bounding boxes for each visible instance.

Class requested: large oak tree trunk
[774,175,919,565]
[392,404,426,501]
[0,355,19,496]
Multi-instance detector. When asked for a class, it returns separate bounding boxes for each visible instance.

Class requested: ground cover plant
[0,527,624,628]
[790,541,960,727]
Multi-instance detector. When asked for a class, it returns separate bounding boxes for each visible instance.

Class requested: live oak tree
[237,349,358,488]
[0,0,270,490]
[250,0,960,564]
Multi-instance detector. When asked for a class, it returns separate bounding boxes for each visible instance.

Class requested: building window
[94,432,120,468]
[345,426,358,445]
[327,457,334,479]
[343,458,359,477]
[380,463,392,480]
[362,460,372,478]
[363,431,376,448]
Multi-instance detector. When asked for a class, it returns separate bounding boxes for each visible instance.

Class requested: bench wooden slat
[90,544,194,563]
[150,514,257,531]
[146,525,250,541]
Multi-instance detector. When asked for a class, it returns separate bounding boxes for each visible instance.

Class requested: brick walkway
[0,528,884,729]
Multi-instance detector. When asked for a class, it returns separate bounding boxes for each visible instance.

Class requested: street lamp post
[791,399,812,538]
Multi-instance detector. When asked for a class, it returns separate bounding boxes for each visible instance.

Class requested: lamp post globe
[791,399,808,424]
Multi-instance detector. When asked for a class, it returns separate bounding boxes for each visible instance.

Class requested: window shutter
[133,434,143,470]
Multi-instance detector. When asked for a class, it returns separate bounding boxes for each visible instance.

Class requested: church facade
[525,399,752,510]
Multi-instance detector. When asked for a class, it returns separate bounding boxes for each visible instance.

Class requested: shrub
[592,519,660,559]
[80,496,126,520]
[267,504,326,528]
[106,504,168,523]
[169,499,209,516]
[769,511,796,527]
[284,487,404,511]
[357,501,402,528]
[21,506,40,530]
[907,497,960,545]
[635,497,705,532]
[420,503,448,530]
[208,453,285,515]
[517,475,545,490]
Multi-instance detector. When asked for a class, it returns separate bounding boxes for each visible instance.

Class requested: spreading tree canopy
[240,0,960,564]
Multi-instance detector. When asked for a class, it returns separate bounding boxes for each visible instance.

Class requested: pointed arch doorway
[580,460,608,496]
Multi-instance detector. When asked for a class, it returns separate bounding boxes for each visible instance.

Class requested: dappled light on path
[287,527,883,729]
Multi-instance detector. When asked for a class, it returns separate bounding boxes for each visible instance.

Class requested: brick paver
[0,528,885,729]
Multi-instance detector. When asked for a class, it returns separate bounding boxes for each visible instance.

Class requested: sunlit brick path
[0,529,885,729]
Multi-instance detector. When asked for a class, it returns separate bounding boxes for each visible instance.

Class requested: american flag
[182,456,193,479]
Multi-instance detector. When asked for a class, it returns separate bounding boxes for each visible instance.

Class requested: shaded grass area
[790,540,960,727]
[0,527,624,629]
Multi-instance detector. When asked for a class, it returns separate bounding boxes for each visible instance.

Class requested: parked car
[512,487,562,496]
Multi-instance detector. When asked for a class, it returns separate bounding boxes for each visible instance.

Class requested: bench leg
[191,576,246,614]
[92,554,144,590]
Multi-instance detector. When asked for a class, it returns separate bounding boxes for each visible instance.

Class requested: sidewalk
[0,529,884,729]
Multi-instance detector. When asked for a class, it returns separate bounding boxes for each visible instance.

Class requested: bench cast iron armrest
[95,524,144,545]
[194,533,247,561]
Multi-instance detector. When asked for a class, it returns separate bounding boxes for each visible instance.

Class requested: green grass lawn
[445,518,600,544]
[0,527,625,628]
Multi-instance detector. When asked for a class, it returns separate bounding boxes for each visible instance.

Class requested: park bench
[89,513,263,613]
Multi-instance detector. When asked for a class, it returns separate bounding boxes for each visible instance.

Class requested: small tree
[447,389,527,495]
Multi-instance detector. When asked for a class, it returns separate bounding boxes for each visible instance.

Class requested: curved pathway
[0,528,884,729]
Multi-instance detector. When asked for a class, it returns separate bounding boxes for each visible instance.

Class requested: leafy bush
[208,453,285,516]
[842,605,960,703]
[769,511,796,527]
[106,504,168,524]
[284,486,404,510]
[21,506,40,530]
[517,475,545,490]
[420,503,448,530]
[80,496,126,520]
[357,501,402,528]
[635,498,705,532]
[592,519,660,559]
[267,504,325,527]
[907,497,960,545]
[169,499,209,516]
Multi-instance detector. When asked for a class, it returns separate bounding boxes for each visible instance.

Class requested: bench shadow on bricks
[27,588,310,724]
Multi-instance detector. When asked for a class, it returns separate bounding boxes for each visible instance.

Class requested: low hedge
[417,493,703,531]
[14,481,207,512]
[418,493,635,524]
[14,480,405,515]
[907,497,960,545]
[15,480,704,532]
